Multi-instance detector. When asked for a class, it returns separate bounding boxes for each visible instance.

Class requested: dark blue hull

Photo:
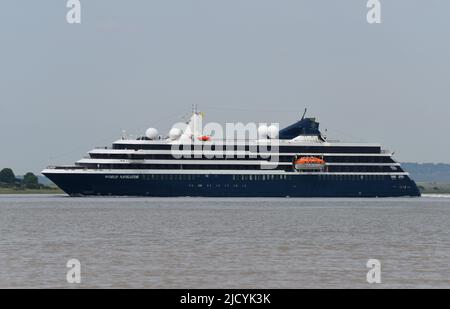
[43,173,421,197]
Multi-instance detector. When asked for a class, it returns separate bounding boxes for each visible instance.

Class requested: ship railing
[46,165,86,170]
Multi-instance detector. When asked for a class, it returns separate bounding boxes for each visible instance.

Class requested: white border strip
[77,158,401,167]
[112,139,381,147]
[89,149,393,157]
[42,168,409,176]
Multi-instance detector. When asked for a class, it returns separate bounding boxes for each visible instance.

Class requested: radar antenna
[301,108,307,120]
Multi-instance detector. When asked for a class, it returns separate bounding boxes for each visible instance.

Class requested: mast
[301,108,307,120]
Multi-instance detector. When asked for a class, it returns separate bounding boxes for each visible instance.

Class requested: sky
[1,1,449,174]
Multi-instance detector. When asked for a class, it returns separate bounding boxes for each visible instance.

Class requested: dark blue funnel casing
[279,117,323,140]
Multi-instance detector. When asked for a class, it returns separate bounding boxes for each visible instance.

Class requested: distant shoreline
[417,182,450,194]
[0,187,63,195]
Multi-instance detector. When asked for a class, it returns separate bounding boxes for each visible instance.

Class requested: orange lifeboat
[197,135,211,142]
[294,156,326,170]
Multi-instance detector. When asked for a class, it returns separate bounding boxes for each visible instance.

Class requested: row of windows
[141,174,293,181]
[92,153,265,160]
[330,166,400,173]
[142,174,201,181]
[318,174,406,181]
[90,153,394,163]
[115,174,406,182]
[79,163,402,173]
[232,174,288,181]
[82,163,272,170]
[112,144,381,154]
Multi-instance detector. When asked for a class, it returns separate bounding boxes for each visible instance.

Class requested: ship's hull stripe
[43,168,410,176]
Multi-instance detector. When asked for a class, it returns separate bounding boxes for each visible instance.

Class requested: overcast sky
[1,1,449,174]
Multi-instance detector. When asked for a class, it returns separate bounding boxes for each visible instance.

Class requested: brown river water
[0,195,449,288]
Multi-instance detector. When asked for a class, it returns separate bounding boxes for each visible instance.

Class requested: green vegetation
[0,187,63,194]
[0,168,62,194]
[22,172,39,189]
[417,182,450,194]
[0,168,16,184]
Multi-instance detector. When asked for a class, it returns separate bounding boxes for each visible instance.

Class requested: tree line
[0,168,42,189]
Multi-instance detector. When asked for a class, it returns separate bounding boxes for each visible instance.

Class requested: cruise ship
[42,110,420,197]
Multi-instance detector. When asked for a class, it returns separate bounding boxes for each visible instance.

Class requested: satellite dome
[169,128,182,140]
[258,125,268,139]
[145,128,159,140]
[267,125,279,139]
